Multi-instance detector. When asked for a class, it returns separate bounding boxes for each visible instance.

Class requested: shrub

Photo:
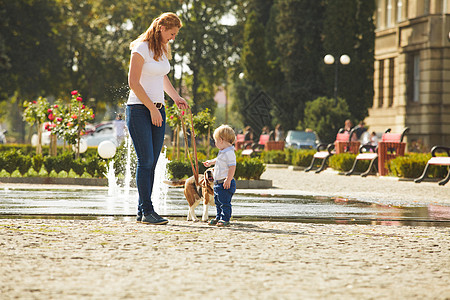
[17,155,32,175]
[2,150,21,174]
[292,150,315,167]
[389,153,448,178]
[260,150,287,164]
[44,156,58,174]
[32,154,44,173]
[72,158,86,176]
[85,156,105,177]
[328,153,370,172]
[167,156,265,180]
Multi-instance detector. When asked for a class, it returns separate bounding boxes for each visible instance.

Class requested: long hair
[130,12,182,61]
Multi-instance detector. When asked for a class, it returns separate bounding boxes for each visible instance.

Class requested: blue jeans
[126,104,166,216]
[214,179,236,222]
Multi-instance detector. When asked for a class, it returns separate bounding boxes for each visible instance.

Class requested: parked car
[285,130,320,149]
[83,122,120,147]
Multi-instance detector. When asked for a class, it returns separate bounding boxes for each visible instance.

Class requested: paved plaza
[0,167,449,299]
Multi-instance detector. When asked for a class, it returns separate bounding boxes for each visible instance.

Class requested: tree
[274,0,326,130]
[170,1,236,115]
[322,0,375,121]
[301,97,351,144]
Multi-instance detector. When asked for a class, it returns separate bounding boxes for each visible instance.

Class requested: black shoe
[141,212,169,225]
[136,214,142,223]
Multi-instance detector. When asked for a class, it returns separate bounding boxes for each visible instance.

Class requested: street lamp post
[324,54,351,101]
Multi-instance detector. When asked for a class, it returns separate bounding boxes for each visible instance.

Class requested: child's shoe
[208,219,219,226]
[217,220,230,227]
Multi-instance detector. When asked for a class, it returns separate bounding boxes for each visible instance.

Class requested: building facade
[366,0,450,149]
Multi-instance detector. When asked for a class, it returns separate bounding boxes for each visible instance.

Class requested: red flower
[51,123,56,128]
[56,117,63,122]
[71,90,78,95]
[48,113,55,121]
[47,109,53,113]
[170,115,174,119]
[91,114,95,119]
[67,122,73,127]
[181,111,185,116]
[54,104,58,108]
[32,101,37,104]
[76,97,82,102]
[71,114,78,119]
[81,105,85,109]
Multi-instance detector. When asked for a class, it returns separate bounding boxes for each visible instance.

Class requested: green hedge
[389,153,448,179]
[167,156,266,180]
[0,150,106,178]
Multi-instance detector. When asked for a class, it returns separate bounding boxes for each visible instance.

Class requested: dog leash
[179,108,200,187]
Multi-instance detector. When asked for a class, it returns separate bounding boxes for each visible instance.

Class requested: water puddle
[0,186,449,227]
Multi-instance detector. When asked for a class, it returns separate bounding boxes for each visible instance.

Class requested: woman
[127,12,188,225]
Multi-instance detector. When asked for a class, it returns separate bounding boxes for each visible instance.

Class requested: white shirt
[127,41,170,105]
[213,146,236,181]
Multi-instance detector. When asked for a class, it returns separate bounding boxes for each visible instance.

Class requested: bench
[265,140,285,151]
[414,146,450,186]
[235,133,253,151]
[242,134,270,156]
[345,128,409,176]
[305,128,359,173]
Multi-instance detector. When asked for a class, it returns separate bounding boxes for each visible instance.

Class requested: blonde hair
[213,125,236,144]
[130,12,182,61]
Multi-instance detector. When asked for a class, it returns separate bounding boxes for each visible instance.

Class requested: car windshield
[289,131,316,141]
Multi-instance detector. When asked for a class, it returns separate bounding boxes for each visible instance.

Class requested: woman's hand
[174,97,189,110]
[150,108,163,127]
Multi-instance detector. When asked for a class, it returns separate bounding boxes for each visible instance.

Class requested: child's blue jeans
[213,179,236,222]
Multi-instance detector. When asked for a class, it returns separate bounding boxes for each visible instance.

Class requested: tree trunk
[37,123,42,155]
[50,134,57,156]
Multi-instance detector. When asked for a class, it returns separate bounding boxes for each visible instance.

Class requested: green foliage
[274,0,325,129]
[72,158,86,177]
[301,97,351,144]
[17,155,32,176]
[193,108,215,138]
[2,150,21,174]
[260,150,288,164]
[32,154,44,173]
[167,156,265,180]
[292,150,316,167]
[85,156,105,178]
[323,0,375,121]
[241,10,270,87]
[22,97,50,126]
[389,153,448,179]
[329,153,368,172]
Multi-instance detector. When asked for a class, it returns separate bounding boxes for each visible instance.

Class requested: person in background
[203,125,237,227]
[127,12,188,225]
[370,131,378,146]
[113,114,127,145]
[354,121,367,140]
[344,119,353,133]
[274,124,284,141]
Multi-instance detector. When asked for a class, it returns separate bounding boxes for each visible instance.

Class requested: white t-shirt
[127,41,170,105]
[213,146,236,181]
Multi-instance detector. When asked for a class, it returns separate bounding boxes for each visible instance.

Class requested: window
[388,58,395,107]
[377,0,383,28]
[397,0,403,21]
[386,0,392,27]
[424,0,430,14]
[413,55,420,102]
[378,60,384,107]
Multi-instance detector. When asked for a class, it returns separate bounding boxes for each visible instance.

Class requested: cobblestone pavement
[0,167,449,299]
[0,218,449,299]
